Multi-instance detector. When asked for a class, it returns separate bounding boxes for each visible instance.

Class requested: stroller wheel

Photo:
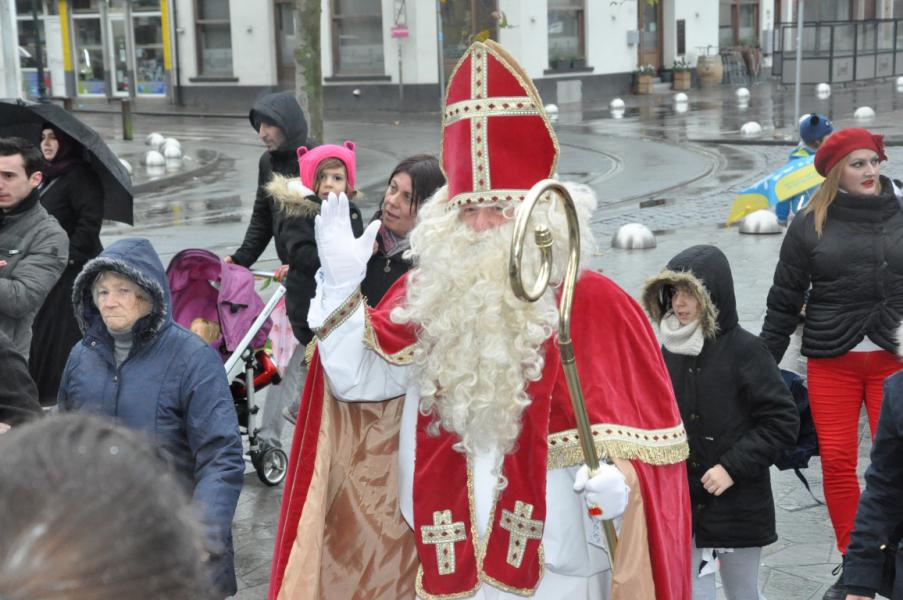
[254,447,288,486]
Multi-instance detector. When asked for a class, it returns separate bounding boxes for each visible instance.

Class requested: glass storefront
[133,15,165,94]
[68,0,167,97]
[74,17,105,95]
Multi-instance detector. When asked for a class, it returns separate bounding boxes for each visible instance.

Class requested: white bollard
[673,93,688,104]
[145,132,164,149]
[611,223,656,249]
[740,122,763,137]
[816,83,831,98]
[163,145,183,160]
[854,106,876,121]
[544,103,559,124]
[739,210,782,235]
[735,87,750,100]
[144,150,165,167]
[609,98,625,111]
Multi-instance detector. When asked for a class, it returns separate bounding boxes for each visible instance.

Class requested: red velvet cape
[269,271,691,599]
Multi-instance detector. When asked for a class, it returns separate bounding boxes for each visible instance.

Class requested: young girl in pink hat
[264,141,364,422]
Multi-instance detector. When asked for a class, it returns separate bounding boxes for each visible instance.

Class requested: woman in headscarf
[29,124,104,406]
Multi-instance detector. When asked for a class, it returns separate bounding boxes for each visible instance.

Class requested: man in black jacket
[225,92,311,449]
[226,91,311,270]
[0,329,42,432]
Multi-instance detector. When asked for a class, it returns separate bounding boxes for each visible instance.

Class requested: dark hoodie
[641,245,798,548]
[231,91,311,267]
[58,238,244,597]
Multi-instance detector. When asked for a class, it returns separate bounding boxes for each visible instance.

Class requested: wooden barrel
[697,55,724,88]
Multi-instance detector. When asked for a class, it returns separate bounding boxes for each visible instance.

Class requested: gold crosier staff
[507,179,620,569]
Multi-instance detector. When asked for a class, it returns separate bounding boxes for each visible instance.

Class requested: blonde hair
[804,155,883,236]
[189,318,221,344]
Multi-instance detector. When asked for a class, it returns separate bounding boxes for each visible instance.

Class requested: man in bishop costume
[269,40,692,600]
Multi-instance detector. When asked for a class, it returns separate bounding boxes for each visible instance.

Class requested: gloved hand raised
[573,462,629,520]
[314,192,381,287]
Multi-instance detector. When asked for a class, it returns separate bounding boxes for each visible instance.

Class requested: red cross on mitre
[441,40,559,210]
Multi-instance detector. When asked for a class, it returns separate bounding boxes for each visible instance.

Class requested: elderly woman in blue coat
[58,238,244,598]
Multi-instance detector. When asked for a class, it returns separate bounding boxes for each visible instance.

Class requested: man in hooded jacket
[226,91,313,447]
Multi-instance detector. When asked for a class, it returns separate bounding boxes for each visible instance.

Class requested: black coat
[29,163,104,405]
[761,176,903,362]
[642,245,799,548]
[231,92,311,267]
[39,162,103,267]
[361,234,413,307]
[845,370,903,599]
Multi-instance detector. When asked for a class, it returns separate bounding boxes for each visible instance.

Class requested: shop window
[133,0,161,10]
[73,17,105,94]
[16,19,47,69]
[195,0,233,76]
[134,15,166,94]
[331,0,384,75]
[71,0,102,13]
[548,0,585,69]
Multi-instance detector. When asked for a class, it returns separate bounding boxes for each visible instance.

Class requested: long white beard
[391,184,598,457]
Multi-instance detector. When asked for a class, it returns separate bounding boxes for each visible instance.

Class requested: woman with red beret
[760,128,903,600]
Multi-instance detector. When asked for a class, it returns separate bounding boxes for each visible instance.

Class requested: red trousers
[807,350,903,554]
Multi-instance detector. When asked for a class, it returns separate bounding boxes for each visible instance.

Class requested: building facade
[8,0,899,110]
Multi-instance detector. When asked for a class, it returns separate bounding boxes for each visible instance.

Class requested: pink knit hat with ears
[296,141,356,192]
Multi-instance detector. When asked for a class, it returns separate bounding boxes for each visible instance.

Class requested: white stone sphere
[611,223,656,249]
[816,83,831,98]
[145,132,164,149]
[854,106,876,120]
[609,98,625,111]
[739,209,782,235]
[735,87,750,99]
[163,145,182,159]
[162,137,181,150]
[674,101,689,114]
[118,158,132,175]
[144,150,165,167]
[740,121,763,137]
[673,93,688,104]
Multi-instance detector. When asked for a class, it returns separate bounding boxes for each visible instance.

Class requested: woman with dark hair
[29,124,104,406]
[282,155,444,424]
[0,414,211,600]
[760,128,903,600]
[361,154,446,304]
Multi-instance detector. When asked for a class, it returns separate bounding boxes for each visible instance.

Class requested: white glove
[573,463,629,520]
[314,192,381,287]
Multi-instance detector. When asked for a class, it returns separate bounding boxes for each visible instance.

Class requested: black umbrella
[0,99,134,225]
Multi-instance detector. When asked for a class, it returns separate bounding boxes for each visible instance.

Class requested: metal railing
[772,18,902,84]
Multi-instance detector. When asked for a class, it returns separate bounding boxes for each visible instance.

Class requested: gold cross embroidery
[500,500,544,568]
[420,510,467,575]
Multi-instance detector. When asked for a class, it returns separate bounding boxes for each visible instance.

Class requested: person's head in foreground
[0,414,210,600]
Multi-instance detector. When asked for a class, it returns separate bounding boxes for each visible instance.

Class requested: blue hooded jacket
[58,238,244,597]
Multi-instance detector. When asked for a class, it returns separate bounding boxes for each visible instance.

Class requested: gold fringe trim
[312,288,363,341]
[547,423,689,470]
[362,309,416,365]
[303,337,317,366]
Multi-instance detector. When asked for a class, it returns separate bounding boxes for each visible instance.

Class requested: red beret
[814,128,887,176]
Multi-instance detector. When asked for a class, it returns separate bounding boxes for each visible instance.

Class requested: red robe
[270,271,691,599]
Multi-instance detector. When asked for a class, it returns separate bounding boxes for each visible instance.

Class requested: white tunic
[310,277,611,599]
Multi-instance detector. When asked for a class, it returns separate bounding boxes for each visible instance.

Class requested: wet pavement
[79,77,903,599]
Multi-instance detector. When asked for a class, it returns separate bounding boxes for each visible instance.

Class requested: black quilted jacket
[761,176,903,362]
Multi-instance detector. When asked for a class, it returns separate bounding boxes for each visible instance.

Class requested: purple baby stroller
[167,248,289,486]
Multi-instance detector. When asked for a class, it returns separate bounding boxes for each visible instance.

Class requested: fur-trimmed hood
[641,245,738,339]
[72,238,171,340]
[265,174,322,219]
